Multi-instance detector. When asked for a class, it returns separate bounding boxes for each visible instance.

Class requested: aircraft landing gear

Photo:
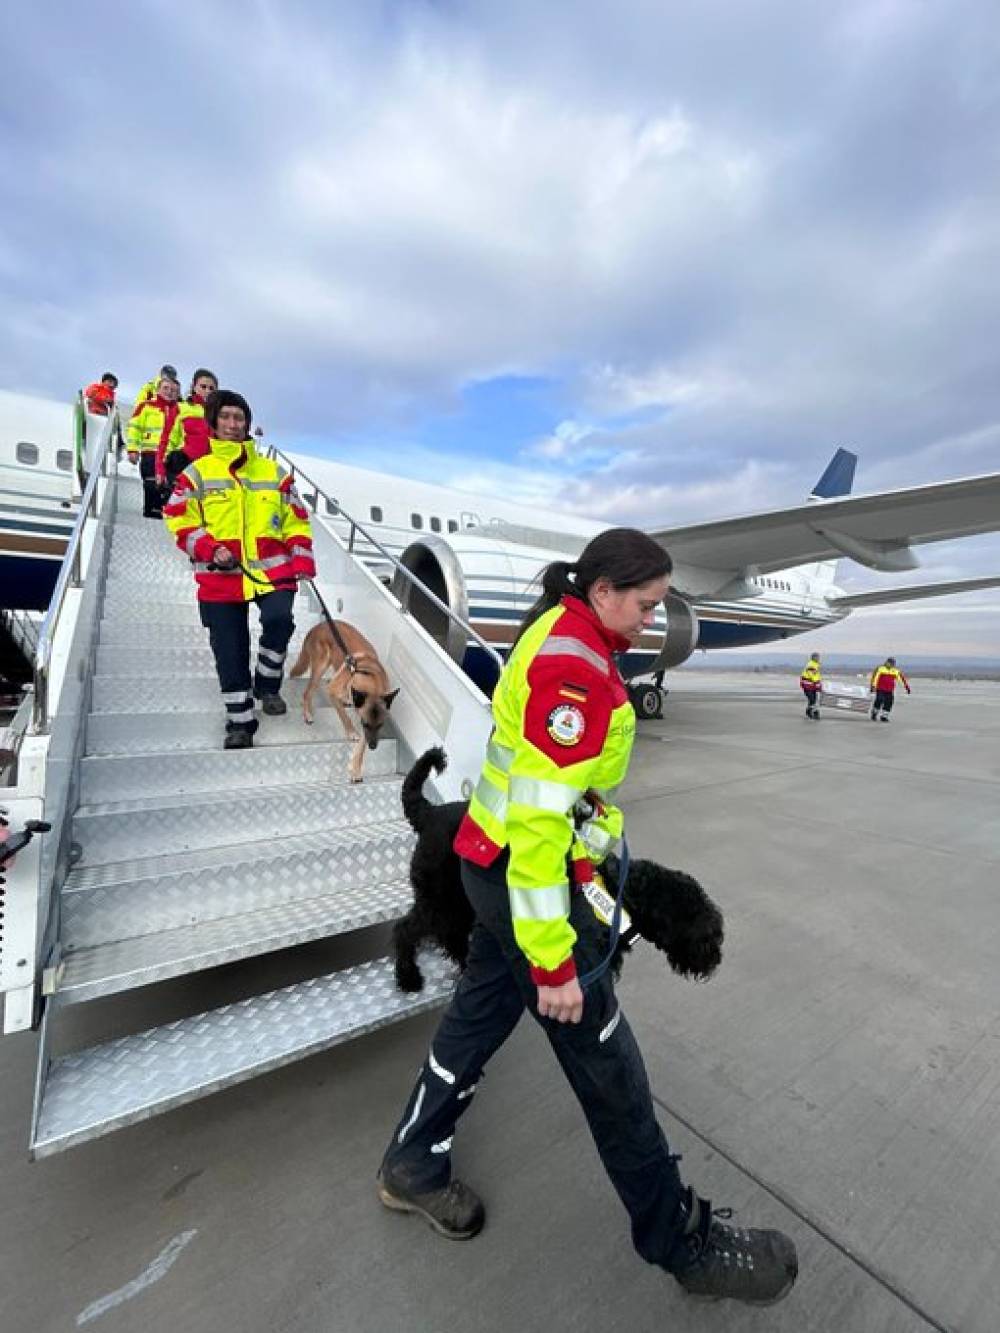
[628,681,664,720]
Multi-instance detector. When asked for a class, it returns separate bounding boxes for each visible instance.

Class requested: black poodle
[393,747,724,993]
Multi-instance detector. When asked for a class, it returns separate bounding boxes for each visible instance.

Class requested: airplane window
[56,449,73,471]
[370,506,383,522]
[411,513,424,529]
[448,519,458,533]
[16,442,39,465]
[430,516,441,533]
[325,497,339,516]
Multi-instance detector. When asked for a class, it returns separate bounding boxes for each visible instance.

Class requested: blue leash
[577,837,631,991]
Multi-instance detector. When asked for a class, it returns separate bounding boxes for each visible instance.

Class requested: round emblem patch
[547,703,586,746]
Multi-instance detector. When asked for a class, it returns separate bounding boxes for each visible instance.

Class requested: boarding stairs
[1,414,495,1157]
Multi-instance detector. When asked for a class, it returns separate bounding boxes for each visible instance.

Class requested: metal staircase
[2,415,494,1157]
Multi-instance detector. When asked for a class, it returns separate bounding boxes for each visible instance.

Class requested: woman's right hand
[537,978,584,1024]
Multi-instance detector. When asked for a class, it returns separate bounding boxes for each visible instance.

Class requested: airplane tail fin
[807,448,857,586]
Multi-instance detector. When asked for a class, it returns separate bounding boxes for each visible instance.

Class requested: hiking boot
[376,1169,484,1241]
[675,1192,797,1306]
[224,730,253,750]
[259,693,287,716]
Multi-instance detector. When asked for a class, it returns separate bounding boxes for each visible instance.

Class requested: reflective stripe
[486,738,514,772]
[226,706,255,723]
[578,824,622,857]
[185,527,210,558]
[535,636,609,675]
[599,1006,621,1044]
[247,553,289,570]
[258,646,286,664]
[202,477,236,492]
[428,1048,455,1085]
[508,883,569,922]
[222,690,252,704]
[430,1136,453,1155]
[509,775,581,815]
[457,1082,478,1102]
[473,773,507,821]
[242,478,281,492]
[397,1081,426,1144]
[255,662,282,678]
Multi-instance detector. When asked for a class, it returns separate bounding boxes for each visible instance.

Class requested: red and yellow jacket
[83,382,116,416]
[454,596,636,984]
[127,396,179,455]
[155,400,208,477]
[870,664,910,694]
[800,658,822,690]
[163,436,315,602]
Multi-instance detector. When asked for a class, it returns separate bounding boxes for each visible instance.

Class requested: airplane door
[460,509,481,530]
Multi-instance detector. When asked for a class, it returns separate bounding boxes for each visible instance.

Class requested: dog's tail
[401,747,448,833]
[289,644,309,678]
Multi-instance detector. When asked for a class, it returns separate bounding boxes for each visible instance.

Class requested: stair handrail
[32,401,118,734]
[259,433,504,673]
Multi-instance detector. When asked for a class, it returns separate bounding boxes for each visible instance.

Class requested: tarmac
[1,669,998,1333]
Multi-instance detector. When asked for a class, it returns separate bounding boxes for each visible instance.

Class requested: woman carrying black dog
[378,528,798,1307]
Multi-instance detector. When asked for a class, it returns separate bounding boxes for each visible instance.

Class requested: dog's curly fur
[393,747,724,993]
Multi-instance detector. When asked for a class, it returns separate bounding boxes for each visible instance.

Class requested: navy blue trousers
[382,854,692,1274]
[199,589,295,735]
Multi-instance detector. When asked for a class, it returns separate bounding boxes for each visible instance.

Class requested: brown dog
[289,620,400,782]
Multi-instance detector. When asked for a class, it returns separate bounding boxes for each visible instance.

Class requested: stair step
[89,671,333,714]
[79,739,381,802]
[56,879,415,1004]
[84,704,387,755]
[95,643,305,677]
[31,952,454,1157]
[61,820,414,947]
[73,776,405,865]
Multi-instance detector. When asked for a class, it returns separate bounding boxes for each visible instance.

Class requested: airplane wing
[648,472,1000,574]
[826,574,1000,609]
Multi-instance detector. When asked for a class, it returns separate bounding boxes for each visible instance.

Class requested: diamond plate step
[73,776,405,865]
[89,671,332,714]
[94,635,314,676]
[79,739,384,802]
[61,819,414,947]
[31,952,455,1157]
[85,702,381,755]
[56,878,415,1004]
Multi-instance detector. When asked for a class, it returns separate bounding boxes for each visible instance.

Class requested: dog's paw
[395,961,425,993]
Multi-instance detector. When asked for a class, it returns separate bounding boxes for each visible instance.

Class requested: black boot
[377,1167,484,1241]
[224,729,253,750]
[258,693,287,716]
[675,1191,797,1306]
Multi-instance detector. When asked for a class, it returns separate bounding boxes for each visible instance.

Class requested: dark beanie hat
[205,389,252,434]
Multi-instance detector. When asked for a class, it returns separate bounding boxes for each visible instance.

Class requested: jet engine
[643,591,701,672]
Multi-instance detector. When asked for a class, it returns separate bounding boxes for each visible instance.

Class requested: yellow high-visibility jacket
[127,397,179,454]
[163,436,315,602]
[800,658,822,689]
[455,596,636,984]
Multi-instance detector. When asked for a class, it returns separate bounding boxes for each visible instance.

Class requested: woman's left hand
[537,978,584,1024]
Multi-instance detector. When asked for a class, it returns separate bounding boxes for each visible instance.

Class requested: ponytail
[514,528,672,646]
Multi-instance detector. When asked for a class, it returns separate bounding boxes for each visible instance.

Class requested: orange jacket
[84,382,116,416]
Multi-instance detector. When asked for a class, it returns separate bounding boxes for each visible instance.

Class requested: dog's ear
[383,688,400,709]
[351,687,366,710]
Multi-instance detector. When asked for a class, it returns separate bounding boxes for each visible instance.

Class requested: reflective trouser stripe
[222,689,254,724]
[258,646,285,664]
[255,662,282,678]
[508,883,570,922]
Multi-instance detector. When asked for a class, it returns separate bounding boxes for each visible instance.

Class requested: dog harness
[454,595,636,986]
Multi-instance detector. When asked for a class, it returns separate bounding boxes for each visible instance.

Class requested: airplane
[3,388,1000,715]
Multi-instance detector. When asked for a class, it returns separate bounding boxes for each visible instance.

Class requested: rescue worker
[799,651,822,719]
[83,372,118,416]
[155,368,218,488]
[163,390,315,749]
[869,656,911,722]
[377,528,798,1308]
[135,363,180,407]
[127,374,181,518]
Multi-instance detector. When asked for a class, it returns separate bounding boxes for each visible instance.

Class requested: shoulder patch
[547,703,586,747]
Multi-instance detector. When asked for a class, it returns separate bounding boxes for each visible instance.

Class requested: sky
[2,0,999,655]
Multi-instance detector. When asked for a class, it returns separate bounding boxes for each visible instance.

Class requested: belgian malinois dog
[289,621,400,782]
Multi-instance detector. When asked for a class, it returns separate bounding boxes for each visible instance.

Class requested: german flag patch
[558,682,589,705]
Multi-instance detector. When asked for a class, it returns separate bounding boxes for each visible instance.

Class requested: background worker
[870,656,911,722]
[83,372,118,416]
[799,652,822,719]
[126,373,181,518]
[135,362,179,407]
[163,390,315,749]
[155,367,218,487]
[377,528,798,1308]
